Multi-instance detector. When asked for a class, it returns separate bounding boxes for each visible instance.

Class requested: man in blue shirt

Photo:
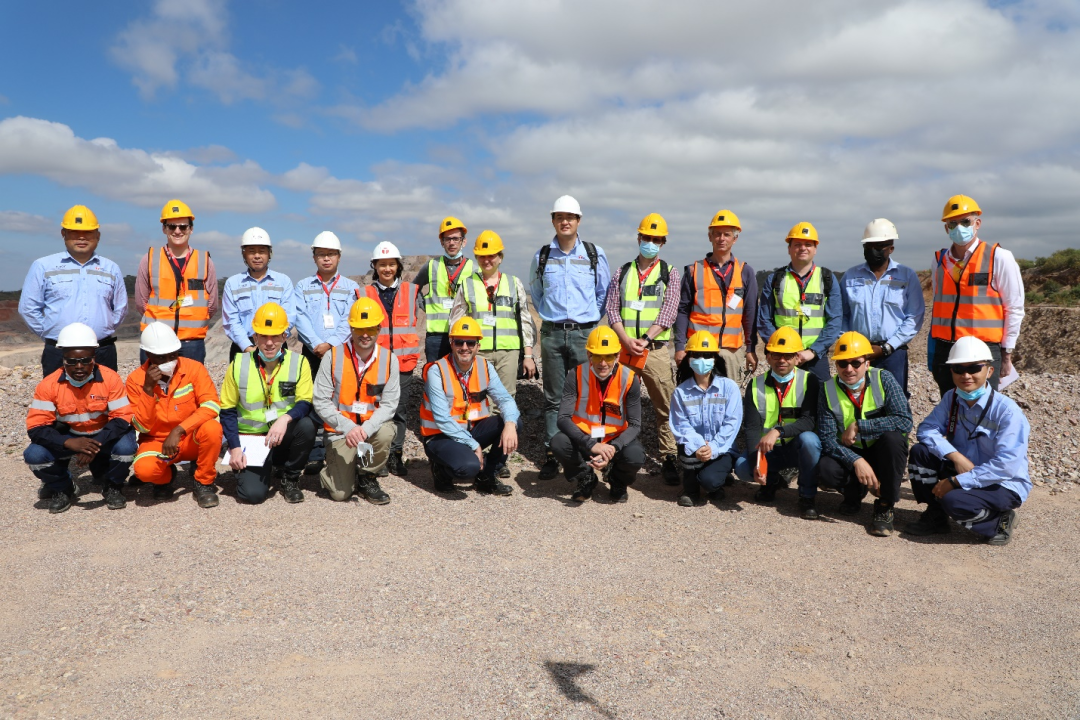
[292,231,360,378]
[529,195,611,480]
[222,227,296,362]
[19,205,129,377]
[840,219,925,396]
[906,336,1030,545]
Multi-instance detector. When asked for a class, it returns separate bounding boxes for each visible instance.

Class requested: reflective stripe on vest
[364,283,421,372]
[619,261,671,341]
[823,368,886,449]
[751,370,807,446]
[688,260,745,348]
[423,258,474,333]
[931,242,1004,343]
[571,363,634,442]
[419,357,491,436]
[773,267,825,349]
[325,344,392,431]
[462,273,521,351]
[234,350,302,434]
[141,247,211,339]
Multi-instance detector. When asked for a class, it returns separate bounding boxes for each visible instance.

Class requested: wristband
[949,477,960,489]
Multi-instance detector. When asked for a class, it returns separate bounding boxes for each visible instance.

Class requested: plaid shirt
[604,261,681,335]
[818,367,912,469]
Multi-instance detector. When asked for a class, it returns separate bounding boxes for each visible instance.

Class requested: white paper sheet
[218,434,272,470]
[998,365,1019,390]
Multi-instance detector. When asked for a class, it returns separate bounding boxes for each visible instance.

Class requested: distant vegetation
[1020,249,1080,306]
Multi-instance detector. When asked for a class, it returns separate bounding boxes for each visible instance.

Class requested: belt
[644,339,667,349]
[46,335,116,347]
[542,320,598,331]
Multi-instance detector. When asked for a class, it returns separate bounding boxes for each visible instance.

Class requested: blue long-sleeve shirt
[668,374,743,458]
[840,259,925,348]
[915,389,1031,503]
[424,360,521,450]
[757,265,843,357]
[529,236,610,323]
[292,273,361,349]
[19,252,128,341]
[222,269,296,349]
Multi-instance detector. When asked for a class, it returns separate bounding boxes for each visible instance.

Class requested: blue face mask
[259,348,284,363]
[67,373,93,388]
[840,376,865,391]
[445,249,464,260]
[639,241,660,259]
[948,223,975,245]
[689,357,714,376]
[771,369,796,384]
[956,384,989,401]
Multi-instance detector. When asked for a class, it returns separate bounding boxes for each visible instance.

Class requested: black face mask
[863,245,889,269]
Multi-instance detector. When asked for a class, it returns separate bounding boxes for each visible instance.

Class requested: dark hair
[370,258,403,280]
[676,353,728,386]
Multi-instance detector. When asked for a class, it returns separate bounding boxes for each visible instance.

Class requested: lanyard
[257,359,283,410]
[841,383,866,416]
[445,259,467,294]
[789,264,816,299]
[319,275,340,310]
[773,378,794,406]
[484,272,501,307]
[345,342,373,405]
[165,247,191,277]
[635,259,659,297]
[947,389,995,442]
[709,259,734,288]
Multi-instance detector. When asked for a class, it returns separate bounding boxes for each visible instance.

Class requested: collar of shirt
[955,386,993,413]
[242,269,280,284]
[547,235,582,256]
[61,253,99,267]
[943,236,982,266]
[348,341,379,375]
[856,258,900,277]
[316,273,340,287]
[686,374,728,395]
[376,278,400,290]
[786,263,815,279]
[60,367,104,385]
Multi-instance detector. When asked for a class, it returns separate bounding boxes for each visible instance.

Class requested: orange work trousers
[132,421,223,486]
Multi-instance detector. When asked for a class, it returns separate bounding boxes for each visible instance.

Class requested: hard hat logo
[718,215,725,222]
[952,204,959,211]
[446,220,452,227]
[839,344,848,352]
[650,223,657,230]
[75,217,83,224]
[778,338,786,345]
[172,206,180,213]
[602,339,609,347]
[703,340,710,347]
[802,228,810,235]
[264,319,272,327]
[361,312,368,320]
[482,242,489,249]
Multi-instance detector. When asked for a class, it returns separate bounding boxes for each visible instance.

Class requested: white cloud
[0,210,54,234]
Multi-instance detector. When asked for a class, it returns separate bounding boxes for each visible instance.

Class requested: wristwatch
[882,342,894,356]
[949,477,960,489]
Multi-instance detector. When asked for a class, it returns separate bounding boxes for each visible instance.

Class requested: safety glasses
[62,357,95,367]
[836,359,866,370]
[591,353,619,362]
[945,218,976,230]
[452,339,478,348]
[950,363,987,376]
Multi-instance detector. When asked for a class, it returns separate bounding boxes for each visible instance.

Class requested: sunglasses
[950,363,987,376]
[452,339,478,348]
[63,357,95,367]
[687,352,715,360]
[164,223,191,232]
[945,218,976,230]
[836,359,866,370]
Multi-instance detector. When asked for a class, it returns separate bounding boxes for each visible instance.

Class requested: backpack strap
[821,267,833,297]
[535,245,552,279]
[583,241,599,278]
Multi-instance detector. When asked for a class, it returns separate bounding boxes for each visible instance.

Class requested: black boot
[904,504,951,536]
[678,468,702,507]
[662,455,680,486]
[193,482,219,508]
[387,451,409,477]
[431,462,455,493]
[869,499,894,536]
[280,474,305,504]
[754,474,782,503]
[475,473,513,496]
[570,468,598,502]
[357,472,390,505]
[538,452,560,480]
[798,496,818,520]
[48,489,73,514]
[103,485,127,510]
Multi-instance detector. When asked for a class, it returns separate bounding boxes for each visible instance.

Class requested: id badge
[180,294,194,307]
[590,426,606,439]
[629,299,646,311]
[351,402,368,414]
[468,408,483,421]
[322,314,335,329]
[441,299,454,309]
[482,314,497,326]
[727,294,742,309]
[264,409,279,422]
[799,304,812,317]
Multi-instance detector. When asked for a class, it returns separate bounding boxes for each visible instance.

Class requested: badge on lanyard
[590,426,606,439]
[264,408,279,422]
[180,294,194,307]
[323,314,335,329]
[468,407,484,420]
[441,298,454,310]
[481,314,497,326]
[799,304,812,317]
[629,299,646,311]
[727,294,742,309]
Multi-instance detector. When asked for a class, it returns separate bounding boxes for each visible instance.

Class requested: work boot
[357,473,390,505]
[377,463,389,478]
[754,477,781,503]
[103,485,127,510]
[496,463,511,479]
[37,482,49,500]
[49,490,73,514]
[609,482,628,503]
[538,452,560,481]
[431,463,455,493]
[152,482,175,500]
[708,486,725,502]
[837,498,861,516]
[387,451,409,477]
[798,496,818,520]
[475,474,513,496]
[985,509,1019,546]
[570,469,598,502]
[869,500,894,536]
[903,505,951,536]
[677,491,700,507]
[193,483,219,508]
[662,455,680,486]
[280,474,305,504]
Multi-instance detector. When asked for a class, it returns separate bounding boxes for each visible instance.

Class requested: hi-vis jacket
[313,342,401,440]
[26,366,134,455]
[125,357,222,440]
[219,350,313,446]
[140,247,213,339]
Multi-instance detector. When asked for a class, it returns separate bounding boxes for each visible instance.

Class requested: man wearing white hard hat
[906,336,1031,545]
[24,323,137,513]
[221,227,297,362]
[529,195,611,480]
[839,219,925,396]
[294,231,361,379]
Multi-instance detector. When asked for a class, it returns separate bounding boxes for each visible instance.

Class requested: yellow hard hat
[473,230,504,255]
[348,297,386,328]
[450,316,484,339]
[941,195,982,221]
[61,205,99,231]
[709,209,741,231]
[161,199,194,222]
[832,331,873,361]
[439,216,467,236]
[765,327,805,353]
[637,213,668,237]
[685,331,720,353]
[252,302,289,335]
[585,326,621,354]
[786,222,819,244]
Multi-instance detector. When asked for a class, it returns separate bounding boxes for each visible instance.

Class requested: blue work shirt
[19,252,128,341]
[293,273,361,350]
[424,359,520,450]
[221,269,296,348]
[529,236,611,323]
[669,374,743,458]
[756,265,843,357]
[840,259,925,348]
[916,388,1031,502]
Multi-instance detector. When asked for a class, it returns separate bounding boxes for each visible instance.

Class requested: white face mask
[157,360,177,375]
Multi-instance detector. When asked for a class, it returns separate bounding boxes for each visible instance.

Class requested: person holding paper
[219,302,315,504]
[733,327,821,518]
[313,297,400,503]
[668,331,742,507]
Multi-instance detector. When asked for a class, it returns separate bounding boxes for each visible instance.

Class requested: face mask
[67,373,93,388]
[949,224,975,245]
[156,360,177,376]
[840,376,865,391]
[956,384,989,401]
[590,365,614,380]
[689,357,714,375]
[259,348,284,363]
[863,245,888,269]
[445,250,464,260]
[639,241,660,259]
[771,369,796,384]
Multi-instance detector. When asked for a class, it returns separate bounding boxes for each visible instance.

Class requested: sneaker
[837,498,861,516]
[662,455,680,486]
[49,490,73,514]
[707,486,725,502]
[677,491,700,507]
[103,485,127,510]
[869,500,894,536]
[193,483,219,508]
[152,482,175,499]
[496,463,511,479]
[387,452,409,477]
[475,475,513,496]
[904,506,951,536]
[357,474,390,505]
[280,474,305,504]
[985,510,1019,546]
[538,453,560,481]
[798,497,818,520]
[609,483,628,503]
[570,470,598,502]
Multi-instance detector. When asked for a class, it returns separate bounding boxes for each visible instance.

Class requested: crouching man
[906,337,1030,545]
[24,322,137,513]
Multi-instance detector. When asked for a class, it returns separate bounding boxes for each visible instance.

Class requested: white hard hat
[552,195,582,216]
[56,322,98,349]
[311,231,341,250]
[862,218,899,244]
[140,322,182,354]
[241,227,272,247]
[946,336,993,364]
[372,241,403,260]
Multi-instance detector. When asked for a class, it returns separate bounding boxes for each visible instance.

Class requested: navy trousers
[424,415,506,480]
[679,450,734,495]
[871,346,909,398]
[425,333,450,364]
[25,430,137,493]
[234,416,317,504]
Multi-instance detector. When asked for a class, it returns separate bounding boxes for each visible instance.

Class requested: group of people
[18,194,1032,545]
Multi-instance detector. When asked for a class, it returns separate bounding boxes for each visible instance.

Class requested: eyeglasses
[62,357,95,367]
[165,223,191,232]
[441,235,464,244]
[945,218,977,230]
[950,363,987,376]
[452,338,478,348]
[836,359,866,370]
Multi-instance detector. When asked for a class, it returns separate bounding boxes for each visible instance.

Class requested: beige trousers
[638,344,677,457]
[480,348,521,398]
[320,423,395,502]
[717,347,747,386]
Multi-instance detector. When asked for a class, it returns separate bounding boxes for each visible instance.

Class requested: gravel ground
[2,347,1079,718]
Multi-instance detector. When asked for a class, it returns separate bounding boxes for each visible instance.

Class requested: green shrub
[1043,279,1062,294]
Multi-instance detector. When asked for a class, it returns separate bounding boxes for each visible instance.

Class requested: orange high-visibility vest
[27,367,134,436]
[141,247,211,339]
[571,363,635,442]
[325,343,392,430]
[419,357,492,436]
[362,284,420,373]
[688,259,745,349]
[931,241,1004,343]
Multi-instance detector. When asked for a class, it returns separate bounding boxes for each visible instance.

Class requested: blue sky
[2,0,1079,291]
